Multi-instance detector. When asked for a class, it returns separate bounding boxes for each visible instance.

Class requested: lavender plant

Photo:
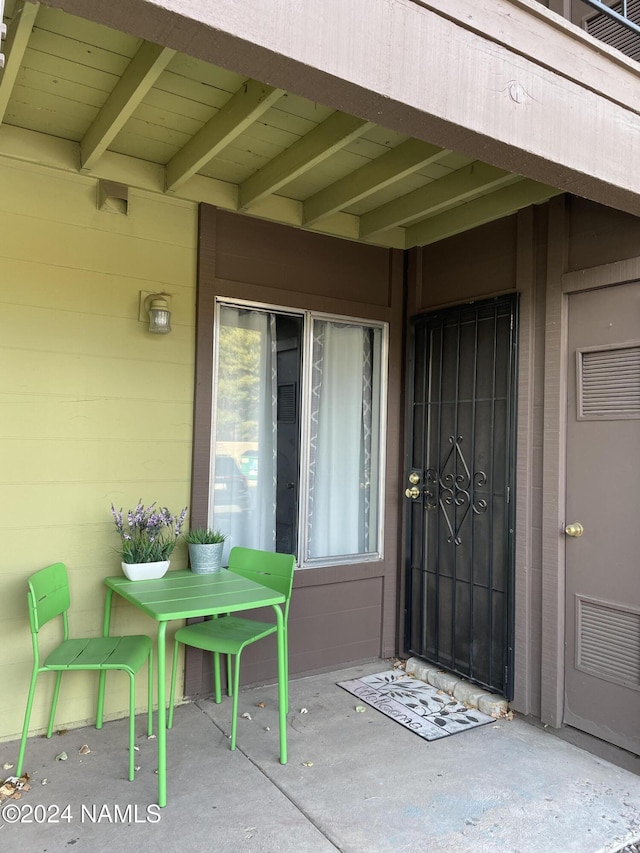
[111,500,188,564]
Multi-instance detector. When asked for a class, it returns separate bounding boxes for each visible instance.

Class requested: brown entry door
[564,282,640,755]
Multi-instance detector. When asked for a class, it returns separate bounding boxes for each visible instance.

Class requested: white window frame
[210,296,389,569]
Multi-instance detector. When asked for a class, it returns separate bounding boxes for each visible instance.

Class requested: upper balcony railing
[582,0,640,36]
[574,0,640,61]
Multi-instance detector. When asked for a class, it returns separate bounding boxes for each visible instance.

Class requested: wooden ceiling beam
[80,41,175,170]
[303,138,448,226]
[0,1,39,125]
[165,80,284,191]
[405,179,562,247]
[38,0,640,217]
[0,123,407,248]
[239,111,374,210]
[359,162,521,239]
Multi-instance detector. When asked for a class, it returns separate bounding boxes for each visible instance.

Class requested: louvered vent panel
[277,383,296,423]
[577,597,640,688]
[583,0,640,61]
[579,345,640,418]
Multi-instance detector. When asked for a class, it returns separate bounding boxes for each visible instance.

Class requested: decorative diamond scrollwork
[425,435,488,545]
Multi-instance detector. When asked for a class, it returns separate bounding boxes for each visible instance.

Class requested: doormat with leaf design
[338,670,494,741]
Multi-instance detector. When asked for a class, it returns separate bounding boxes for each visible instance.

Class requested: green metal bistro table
[102,569,287,807]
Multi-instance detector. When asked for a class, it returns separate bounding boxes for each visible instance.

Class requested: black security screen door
[404,295,518,699]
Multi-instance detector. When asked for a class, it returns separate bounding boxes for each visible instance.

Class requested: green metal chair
[168,547,296,752]
[16,562,153,781]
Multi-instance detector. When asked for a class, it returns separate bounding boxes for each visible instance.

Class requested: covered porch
[2,660,640,851]
[2,0,640,770]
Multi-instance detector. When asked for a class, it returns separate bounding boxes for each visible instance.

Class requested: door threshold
[405,656,509,718]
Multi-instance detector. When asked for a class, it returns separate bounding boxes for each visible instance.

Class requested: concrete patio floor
[2,659,640,853]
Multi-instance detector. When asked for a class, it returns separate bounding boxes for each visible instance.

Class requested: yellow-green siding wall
[0,156,197,742]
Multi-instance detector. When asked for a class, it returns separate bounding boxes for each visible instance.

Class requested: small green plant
[184,527,228,545]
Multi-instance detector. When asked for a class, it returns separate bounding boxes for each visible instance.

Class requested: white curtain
[212,306,277,561]
[307,321,371,559]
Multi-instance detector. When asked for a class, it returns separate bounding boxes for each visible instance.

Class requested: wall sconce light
[141,292,172,334]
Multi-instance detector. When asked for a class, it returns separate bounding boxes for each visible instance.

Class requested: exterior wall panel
[405,212,546,716]
[213,214,394,308]
[404,194,640,730]
[568,196,640,272]
[188,205,404,697]
[408,217,518,314]
[0,156,197,742]
[288,577,384,677]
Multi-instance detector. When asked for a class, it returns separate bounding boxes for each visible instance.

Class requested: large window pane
[211,303,384,566]
[211,306,277,560]
[305,320,382,561]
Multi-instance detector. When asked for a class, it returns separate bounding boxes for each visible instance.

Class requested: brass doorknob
[408,472,420,485]
[405,486,420,500]
[564,522,584,537]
